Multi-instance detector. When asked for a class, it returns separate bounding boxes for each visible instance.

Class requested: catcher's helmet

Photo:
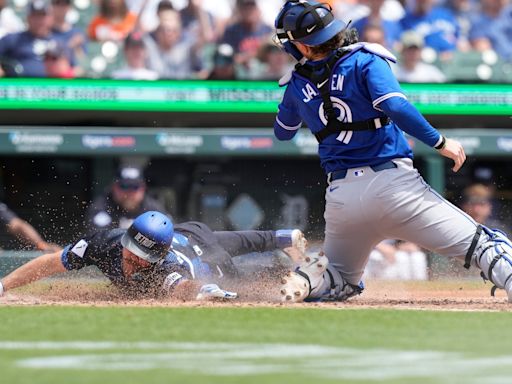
[274,0,346,58]
[121,211,174,263]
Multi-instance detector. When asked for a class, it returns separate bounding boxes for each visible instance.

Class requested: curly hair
[308,28,359,57]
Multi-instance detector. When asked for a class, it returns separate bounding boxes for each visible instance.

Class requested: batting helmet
[274,0,346,58]
[121,211,174,263]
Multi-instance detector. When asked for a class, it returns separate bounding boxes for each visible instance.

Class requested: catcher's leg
[466,226,512,301]
[378,163,512,301]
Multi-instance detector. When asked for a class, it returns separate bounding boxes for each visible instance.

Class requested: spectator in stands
[126,0,216,41]
[353,0,402,49]
[126,0,161,32]
[86,166,168,232]
[44,41,77,78]
[179,0,216,44]
[400,0,460,58]
[469,0,512,61]
[393,30,446,83]
[460,183,511,234]
[88,0,138,42]
[0,201,60,252]
[112,31,158,80]
[51,0,87,66]
[333,0,405,28]
[360,22,387,46]
[446,0,474,52]
[220,0,272,67]
[0,0,58,77]
[243,41,293,80]
[0,0,24,39]
[155,0,175,26]
[365,240,428,280]
[332,0,372,25]
[144,10,205,79]
[207,43,237,80]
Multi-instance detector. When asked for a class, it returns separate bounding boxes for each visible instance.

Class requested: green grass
[1,306,512,384]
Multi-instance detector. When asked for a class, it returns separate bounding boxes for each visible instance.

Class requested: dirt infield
[1,278,510,311]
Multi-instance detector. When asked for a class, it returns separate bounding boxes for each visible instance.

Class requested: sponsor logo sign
[497,137,512,152]
[156,134,203,154]
[82,135,136,150]
[220,136,274,151]
[9,132,63,153]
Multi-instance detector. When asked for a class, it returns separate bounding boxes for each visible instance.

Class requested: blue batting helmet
[274,1,346,56]
[121,211,174,263]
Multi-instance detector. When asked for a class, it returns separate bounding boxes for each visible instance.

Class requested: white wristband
[0,281,4,296]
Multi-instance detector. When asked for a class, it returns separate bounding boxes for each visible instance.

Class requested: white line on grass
[1,341,512,383]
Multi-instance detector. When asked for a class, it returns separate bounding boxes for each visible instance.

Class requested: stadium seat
[438,51,503,82]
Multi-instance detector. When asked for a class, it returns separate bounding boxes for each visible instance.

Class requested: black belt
[328,160,397,183]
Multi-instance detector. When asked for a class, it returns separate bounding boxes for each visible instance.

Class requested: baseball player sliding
[0,211,306,300]
[273,1,512,302]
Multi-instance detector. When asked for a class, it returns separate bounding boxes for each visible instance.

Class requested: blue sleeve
[60,245,75,271]
[274,85,302,141]
[363,55,441,147]
[379,97,441,147]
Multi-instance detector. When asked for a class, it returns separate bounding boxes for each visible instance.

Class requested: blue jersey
[0,31,58,77]
[468,5,512,61]
[400,7,459,52]
[274,43,441,174]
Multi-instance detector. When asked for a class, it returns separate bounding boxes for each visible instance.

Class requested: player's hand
[196,284,237,300]
[438,138,466,172]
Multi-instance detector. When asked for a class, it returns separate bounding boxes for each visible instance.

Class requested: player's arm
[6,217,60,252]
[364,56,465,172]
[158,263,237,300]
[274,85,302,141]
[0,250,66,295]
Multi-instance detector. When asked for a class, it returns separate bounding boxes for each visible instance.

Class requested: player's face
[122,248,152,276]
[293,42,313,60]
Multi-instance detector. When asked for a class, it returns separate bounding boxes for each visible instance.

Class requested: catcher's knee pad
[307,265,364,302]
[468,226,512,301]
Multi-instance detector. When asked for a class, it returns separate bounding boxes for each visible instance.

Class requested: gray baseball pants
[323,158,479,285]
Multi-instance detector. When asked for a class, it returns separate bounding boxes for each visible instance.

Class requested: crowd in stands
[0,0,511,81]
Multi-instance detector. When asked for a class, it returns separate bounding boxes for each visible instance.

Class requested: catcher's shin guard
[467,226,512,301]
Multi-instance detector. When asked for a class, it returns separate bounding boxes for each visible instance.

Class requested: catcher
[272,0,512,303]
[0,211,306,300]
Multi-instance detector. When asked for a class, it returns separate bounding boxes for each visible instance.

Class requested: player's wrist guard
[0,281,4,296]
[434,135,446,150]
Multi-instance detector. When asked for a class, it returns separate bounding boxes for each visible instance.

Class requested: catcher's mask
[273,0,346,61]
